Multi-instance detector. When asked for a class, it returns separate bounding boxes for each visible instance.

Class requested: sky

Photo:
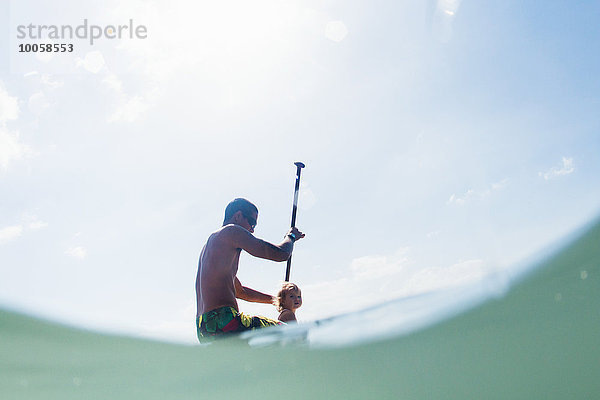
[1,0,599,343]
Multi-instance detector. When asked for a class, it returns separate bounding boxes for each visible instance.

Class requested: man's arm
[227,225,304,262]
[234,277,274,304]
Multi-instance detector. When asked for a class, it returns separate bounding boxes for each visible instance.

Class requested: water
[1,218,599,399]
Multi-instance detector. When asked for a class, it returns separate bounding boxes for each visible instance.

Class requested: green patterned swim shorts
[197,306,282,341]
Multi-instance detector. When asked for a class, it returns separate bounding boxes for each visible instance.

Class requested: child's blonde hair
[274,282,301,312]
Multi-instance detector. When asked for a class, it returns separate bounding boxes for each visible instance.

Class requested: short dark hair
[223,198,258,226]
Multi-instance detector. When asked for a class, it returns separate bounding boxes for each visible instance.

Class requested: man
[195,198,304,340]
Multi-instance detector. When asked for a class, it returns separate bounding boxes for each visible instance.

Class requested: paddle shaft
[285,162,305,281]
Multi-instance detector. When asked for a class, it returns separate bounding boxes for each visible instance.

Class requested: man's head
[223,198,258,233]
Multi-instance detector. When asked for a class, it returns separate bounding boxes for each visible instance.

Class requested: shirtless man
[195,198,304,340]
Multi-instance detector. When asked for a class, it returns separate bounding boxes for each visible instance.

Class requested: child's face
[282,289,302,311]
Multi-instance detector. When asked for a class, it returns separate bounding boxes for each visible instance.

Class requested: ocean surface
[1,218,599,399]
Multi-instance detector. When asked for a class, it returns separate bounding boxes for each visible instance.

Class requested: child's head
[275,282,302,312]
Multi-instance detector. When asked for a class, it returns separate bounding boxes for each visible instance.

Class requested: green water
[1,220,599,399]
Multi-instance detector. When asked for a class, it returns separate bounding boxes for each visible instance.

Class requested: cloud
[436,0,462,15]
[73,48,128,129]
[28,220,49,231]
[102,73,123,93]
[25,72,64,89]
[76,51,106,74]
[432,0,462,42]
[392,259,486,297]
[28,92,51,115]
[40,74,64,89]
[299,182,317,211]
[447,189,476,205]
[426,229,442,238]
[108,94,152,123]
[21,74,61,121]
[0,85,19,121]
[299,248,490,321]
[0,225,24,244]
[350,248,410,280]
[448,178,509,206]
[0,129,30,171]
[298,249,411,319]
[539,157,574,180]
[65,246,87,259]
[102,72,159,123]
[23,214,49,231]
[0,82,32,171]
[0,215,48,245]
[490,179,509,191]
[325,21,348,42]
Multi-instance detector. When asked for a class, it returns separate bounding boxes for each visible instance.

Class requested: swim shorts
[196,306,282,341]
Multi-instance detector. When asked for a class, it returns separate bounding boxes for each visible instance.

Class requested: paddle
[285,161,305,281]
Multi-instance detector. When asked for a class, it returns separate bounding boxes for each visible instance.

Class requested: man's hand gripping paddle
[285,162,305,282]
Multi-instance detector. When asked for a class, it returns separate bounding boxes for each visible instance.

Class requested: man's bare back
[196,226,244,315]
[195,202,304,319]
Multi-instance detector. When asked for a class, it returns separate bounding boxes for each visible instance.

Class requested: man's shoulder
[207,225,260,253]
[219,224,246,235]
[210,224,247,242]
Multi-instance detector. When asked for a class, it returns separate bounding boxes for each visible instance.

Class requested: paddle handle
[285,162,305,281]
